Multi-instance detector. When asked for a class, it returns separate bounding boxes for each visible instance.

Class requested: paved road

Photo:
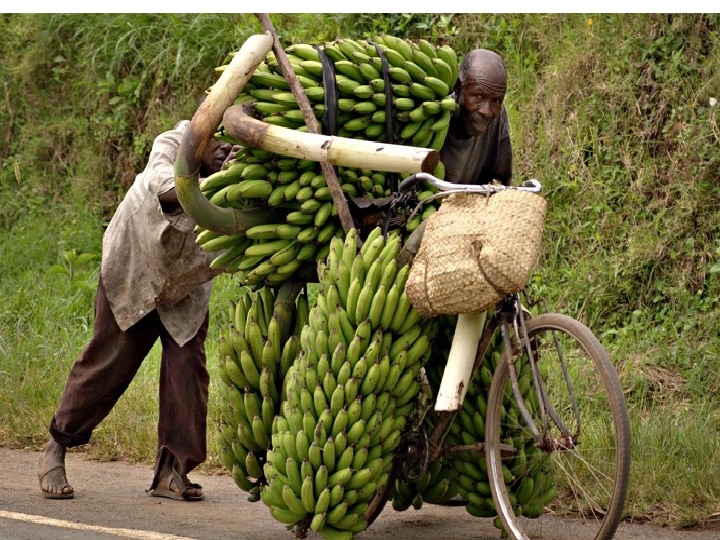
[1,447,717,540]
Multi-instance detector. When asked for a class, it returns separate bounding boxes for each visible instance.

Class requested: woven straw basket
[406,189,547,317]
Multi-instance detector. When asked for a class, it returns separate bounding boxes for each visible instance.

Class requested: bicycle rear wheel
[485,313,630,540]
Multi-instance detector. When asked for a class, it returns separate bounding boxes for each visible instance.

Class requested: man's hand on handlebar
[221,144,243,171]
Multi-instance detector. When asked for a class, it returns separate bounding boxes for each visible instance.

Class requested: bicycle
[358,172,631,540]
[177,33,631,540]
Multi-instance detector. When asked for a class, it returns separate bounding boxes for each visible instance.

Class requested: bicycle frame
[395,173,548,465]
[421,292,585,466]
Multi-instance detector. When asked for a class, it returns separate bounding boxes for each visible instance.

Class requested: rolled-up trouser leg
[152,311,210,481]
[50,277,160,448]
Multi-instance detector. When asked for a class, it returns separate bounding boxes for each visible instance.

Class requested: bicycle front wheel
[485,313,630,540]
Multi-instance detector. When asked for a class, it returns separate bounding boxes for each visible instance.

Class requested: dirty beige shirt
[101,120,222,347]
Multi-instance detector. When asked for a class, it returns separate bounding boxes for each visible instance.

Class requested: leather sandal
[38,465,74,499]
[147,467,204,501]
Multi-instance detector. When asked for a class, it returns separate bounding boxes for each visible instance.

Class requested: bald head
[458,49,507,95]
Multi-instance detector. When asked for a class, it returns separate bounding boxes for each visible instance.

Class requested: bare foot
[38,439,74,499]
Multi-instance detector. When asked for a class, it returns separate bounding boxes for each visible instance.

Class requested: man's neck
[448,118,472,140]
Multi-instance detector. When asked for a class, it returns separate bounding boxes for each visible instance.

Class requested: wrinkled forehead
[460,49,507,93]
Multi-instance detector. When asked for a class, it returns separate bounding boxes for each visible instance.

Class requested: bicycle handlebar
[399,173,543,224]
[399,172,542,194]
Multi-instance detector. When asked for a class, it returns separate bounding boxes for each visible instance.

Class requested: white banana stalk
[222,103,438,175]
[435,312,486,411]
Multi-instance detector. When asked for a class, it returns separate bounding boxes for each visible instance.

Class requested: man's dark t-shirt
[439,105,512,186]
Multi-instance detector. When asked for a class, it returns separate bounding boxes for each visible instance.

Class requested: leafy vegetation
[1,13,719,529]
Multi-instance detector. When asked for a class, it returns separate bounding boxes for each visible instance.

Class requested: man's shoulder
[173,119,190,132]
[151,120,190,151]
[155,120,190,140]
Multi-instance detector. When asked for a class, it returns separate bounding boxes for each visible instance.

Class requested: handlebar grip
[521,178,542,191]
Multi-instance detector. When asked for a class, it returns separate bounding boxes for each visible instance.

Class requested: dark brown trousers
[50,277,210,481]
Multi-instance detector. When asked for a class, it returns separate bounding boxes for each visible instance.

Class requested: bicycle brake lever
[398,174,420,192]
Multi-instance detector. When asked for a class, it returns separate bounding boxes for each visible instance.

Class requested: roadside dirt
[1,446,717,540]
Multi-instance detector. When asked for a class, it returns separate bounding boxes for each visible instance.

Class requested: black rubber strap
[370,41,397,146]
[370,40,399,192]
[315,45,338,136]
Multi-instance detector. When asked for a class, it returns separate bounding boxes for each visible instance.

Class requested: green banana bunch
[234,35,458,153]
[390,449,459,512]
[195,145,346,289]
[216,286,307,501]
[206,36,468,535]
[387,332,461,513]
[199,36,458,288]
[430,326,498,520]
[261,227,437,538]
[219,35,457,169]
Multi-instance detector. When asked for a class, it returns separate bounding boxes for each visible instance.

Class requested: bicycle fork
[501,296,580,453]
[424,294,580,464]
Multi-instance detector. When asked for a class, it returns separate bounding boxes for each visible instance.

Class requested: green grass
[1,12,720,529]
[625,402,720,527]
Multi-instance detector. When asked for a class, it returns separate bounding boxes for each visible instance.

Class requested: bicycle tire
[362,458,398,526]
[485,312,631,540]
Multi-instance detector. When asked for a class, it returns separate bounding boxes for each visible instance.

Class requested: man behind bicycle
[440,48,512,186]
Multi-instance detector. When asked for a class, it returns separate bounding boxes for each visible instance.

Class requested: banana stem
[174,32,277,235]
[254,13,355,234]
[273,271,312,347]
[435,312,487,411]
[222,105,439,175]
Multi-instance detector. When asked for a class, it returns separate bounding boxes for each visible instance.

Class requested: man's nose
[477,99,492,115]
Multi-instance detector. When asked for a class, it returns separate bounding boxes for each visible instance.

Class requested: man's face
[201,139,233,175]
[457,79,505,137]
